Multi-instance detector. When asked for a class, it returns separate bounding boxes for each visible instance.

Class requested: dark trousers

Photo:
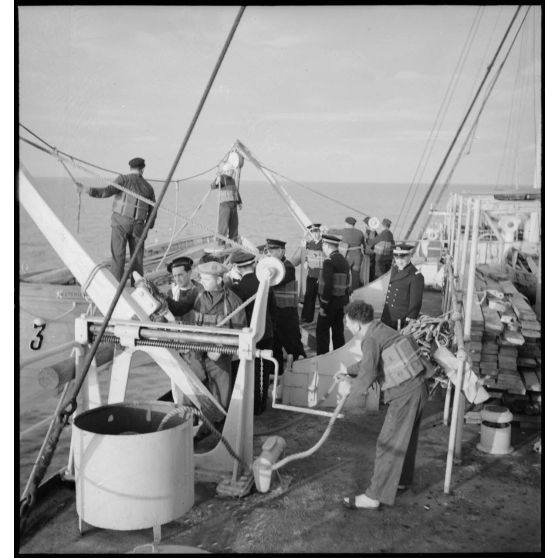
[369,254,376,282]
[316,306,345,355]
[375,255,392,278]
[365,381,427,505]
[217,201,239,244]
[272,308,306,374]
[110,214,146,286]
[301,275,319,322]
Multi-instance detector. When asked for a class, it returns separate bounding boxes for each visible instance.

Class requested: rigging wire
[393,6,483,237]
[403,5,524,241]
[19,5,247,533]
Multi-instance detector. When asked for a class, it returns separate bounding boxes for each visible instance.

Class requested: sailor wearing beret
[229,250,275,414]
[381,243,425,331]
[316,234,351,355]
[341,216,365,291]
[166,259,246,410]
[265,238,306,375]
[165,257,199,325]
[80,157,157,286]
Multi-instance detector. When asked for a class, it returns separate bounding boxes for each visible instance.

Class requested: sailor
[363,216,378,282]
[290,223,324,323]
[211,161,243,245]
[316,233,351,355]
[79,157,156,286]
[229,250,275,415]
[381,243,424,331]
[266,238,306,375]
[338,300,427,510]
[341,216,365,291]
[166,256,199,325]
[165,260,246,409]
[368,218,395,278]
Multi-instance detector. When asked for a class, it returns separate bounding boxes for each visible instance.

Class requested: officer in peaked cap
[368,217,395,278]
[381,242,424,331]
[265,238,306,376]
[363,216,378,282]
[341,217,365,291]
[166,256,198,325]
[229,249,275,415]
[80,156,156,287]
[316,232,350,355]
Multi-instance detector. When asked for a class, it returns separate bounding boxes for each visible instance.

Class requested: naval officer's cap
[321,233,342,246]
[393,243,415,256]
[129,157,146,169]
[230,251,257,267]
[345,216,357,225]
[307,223,322,231]
[167,256,193,273]
[266,238,286,249]
[197,261,228,276]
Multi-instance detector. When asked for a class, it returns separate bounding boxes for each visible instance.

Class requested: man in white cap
[368,218,395,278]
[381,243,424,330]
[166,260,246,409]
[211,161,243,245]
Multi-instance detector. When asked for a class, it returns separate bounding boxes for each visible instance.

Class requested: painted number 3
[30,323,46,351]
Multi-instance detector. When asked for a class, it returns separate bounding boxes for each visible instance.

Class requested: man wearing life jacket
[290,223,324,324]
[362,216,378,282]
[316,233,351,355]
[381,243,425,331]
[165,256,199,325]
[211,161,243,246]
[338,300,427,510]
[266,238,306,375]
[368,218,395,278]
[165,261,246,410]
[229,250,275,415]
[340,216,365,291]
[84,157,156,286]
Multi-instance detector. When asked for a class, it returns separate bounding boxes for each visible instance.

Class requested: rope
[19,6,246,533]
[81,262,110,296]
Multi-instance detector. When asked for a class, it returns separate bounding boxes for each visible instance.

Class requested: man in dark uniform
[229,250,275,414]
[211,161,242,245]
[368,218,395,278]
[316,233,351,355]
[341,216,365,291]
[381,243,425,331]
[290,223,324,323]
[166,256,199,324]
[363,216,378,283]
[80,157,156,286]
[266,238,306,375]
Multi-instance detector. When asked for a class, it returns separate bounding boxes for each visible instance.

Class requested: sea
[18,174,500,494]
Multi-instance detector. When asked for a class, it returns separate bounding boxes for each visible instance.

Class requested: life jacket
[273,278,299,308]
[306,248,324,269]
[318,271,349,297]
[380,335,424,390]
[111,175,152,221]
[193,290,231,327]
[216,176,241,204]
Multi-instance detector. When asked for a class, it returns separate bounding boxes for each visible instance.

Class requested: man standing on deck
[363,216,378,283]
[211,161,242,246]
[341,216,365,291]
[368,218,395,278]
[166,256,199,324]
[290,223,324,323]
[79,157,156,286]
[381,243,424,331]
[266,238,306,375]
[165,261,246,410]
[229,250,275,414]
[338,300,427,510]
[316,234,350,355]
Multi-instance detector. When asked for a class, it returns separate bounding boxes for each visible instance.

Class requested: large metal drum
[73,401,194,531]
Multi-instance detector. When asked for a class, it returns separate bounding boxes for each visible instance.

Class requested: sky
[17,5,541,186]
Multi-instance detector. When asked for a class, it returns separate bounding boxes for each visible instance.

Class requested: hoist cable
[19,5,246,532]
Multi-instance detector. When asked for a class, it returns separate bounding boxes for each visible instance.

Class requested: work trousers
[375,255,392,278]
[315,306,345,355]
[365,380,427,506]
[346,251,363,291]
[272,308,306,375]
[368,254,376,283]
[110,213,146,285]
[217,201,239,244]
[301,275,319,322]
